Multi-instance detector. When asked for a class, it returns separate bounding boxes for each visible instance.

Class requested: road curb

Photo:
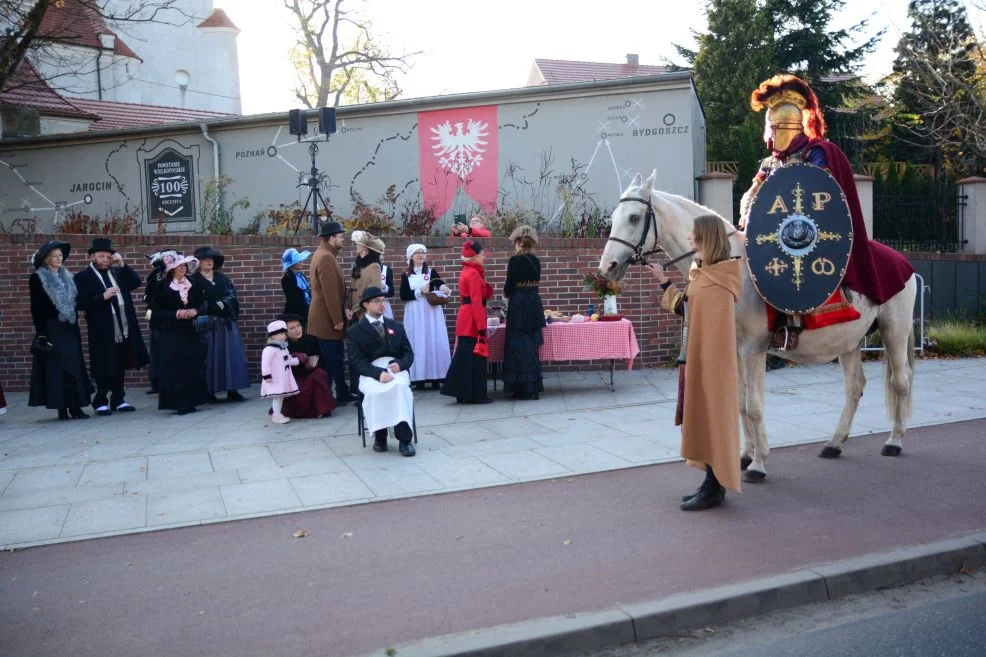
[362,532,986,657]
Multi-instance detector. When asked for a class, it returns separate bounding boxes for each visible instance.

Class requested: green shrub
[927,319,986,356]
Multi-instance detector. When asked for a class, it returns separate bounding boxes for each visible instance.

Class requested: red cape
[807,140,914,305]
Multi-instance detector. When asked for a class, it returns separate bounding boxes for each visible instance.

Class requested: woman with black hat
[190,246,250,402]
[441,240,494,404]
[142,250,172,394]
[153,251,209,415]
[28,240,93,419]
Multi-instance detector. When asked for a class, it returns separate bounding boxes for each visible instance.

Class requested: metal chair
[356,391,418,448]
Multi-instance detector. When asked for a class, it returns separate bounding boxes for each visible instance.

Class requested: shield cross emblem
[746,163,854,314]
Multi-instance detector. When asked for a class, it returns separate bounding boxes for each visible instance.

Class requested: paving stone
[220,479,302,517]
[147,488,227,526]
[78,458,148,487]
[60,496,147,537]
[0,505,69,546]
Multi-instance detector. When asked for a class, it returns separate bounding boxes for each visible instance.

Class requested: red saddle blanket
[767,288,861,331]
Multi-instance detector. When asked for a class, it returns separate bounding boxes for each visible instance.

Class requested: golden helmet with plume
[750,74,827,152]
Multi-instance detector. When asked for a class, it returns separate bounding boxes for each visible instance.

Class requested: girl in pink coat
[261,320,300,424]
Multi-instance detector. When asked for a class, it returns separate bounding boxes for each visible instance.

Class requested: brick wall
[0,234,681,392]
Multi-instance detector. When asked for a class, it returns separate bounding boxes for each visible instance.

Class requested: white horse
[599,171,917,481]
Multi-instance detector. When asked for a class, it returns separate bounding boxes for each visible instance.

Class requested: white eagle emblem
[430,119,489,178]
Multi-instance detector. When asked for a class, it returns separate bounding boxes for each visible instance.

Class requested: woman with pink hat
[152,251,209,415]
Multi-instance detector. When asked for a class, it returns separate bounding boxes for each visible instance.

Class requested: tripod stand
[297,140,330,235]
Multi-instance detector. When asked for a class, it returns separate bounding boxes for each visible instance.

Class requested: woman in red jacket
[441,240,493,404]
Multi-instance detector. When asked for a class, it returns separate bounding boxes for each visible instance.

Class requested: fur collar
[36,266,78,324]
[351,252,380,279]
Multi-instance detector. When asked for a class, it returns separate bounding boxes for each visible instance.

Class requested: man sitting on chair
[347,286,416,456]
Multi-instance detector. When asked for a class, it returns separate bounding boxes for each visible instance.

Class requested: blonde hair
[515,236,536,252]
[693,215,731,266]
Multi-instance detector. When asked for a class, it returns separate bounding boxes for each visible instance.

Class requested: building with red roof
[527,55,671,87]
[1,1,240,137]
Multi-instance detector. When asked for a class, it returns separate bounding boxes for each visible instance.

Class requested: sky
[216,0,986,116]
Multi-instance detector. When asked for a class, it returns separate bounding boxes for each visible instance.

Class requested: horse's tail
[884,323,915,422]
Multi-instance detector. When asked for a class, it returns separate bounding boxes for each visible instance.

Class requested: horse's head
[599,170,659,281]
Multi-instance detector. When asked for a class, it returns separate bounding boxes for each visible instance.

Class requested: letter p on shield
[812,192,831,211]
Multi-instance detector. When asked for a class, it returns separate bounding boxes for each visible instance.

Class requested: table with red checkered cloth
[486,318,640,369]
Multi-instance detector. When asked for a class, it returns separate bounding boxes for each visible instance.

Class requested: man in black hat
[75,238,149,415]
[308,220,356,403]
[347,286,416,456]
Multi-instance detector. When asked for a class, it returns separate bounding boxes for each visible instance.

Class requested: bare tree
[1,0,190,93]
[889,0,986,174]
[283,0,420,107]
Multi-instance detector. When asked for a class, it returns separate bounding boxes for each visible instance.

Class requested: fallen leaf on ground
[293,530,310,538]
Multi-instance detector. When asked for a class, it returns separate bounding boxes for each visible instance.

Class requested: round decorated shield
[746,163,854,314]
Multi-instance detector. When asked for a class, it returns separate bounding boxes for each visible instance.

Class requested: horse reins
[606,195,737,269]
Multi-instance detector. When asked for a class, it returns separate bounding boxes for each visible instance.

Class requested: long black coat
[74,264,149,378]
[143,267,165,330]
[281,270,310,318]
[190,271,240,320]
[346,316,414,381]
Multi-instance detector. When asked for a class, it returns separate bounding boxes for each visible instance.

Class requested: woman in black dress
[28,240,93,419]
[281,248,312,320]
[502,226,546,400]
[142,251,169,395]
[191,246,250,403]
[153,252,209,415]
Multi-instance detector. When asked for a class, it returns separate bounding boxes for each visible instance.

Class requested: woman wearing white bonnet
[399,243,452,390]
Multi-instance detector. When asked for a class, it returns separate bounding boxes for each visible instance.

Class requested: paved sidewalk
[1,357,984,549]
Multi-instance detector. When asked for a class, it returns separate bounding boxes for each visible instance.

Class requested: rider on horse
[739,74,915,351]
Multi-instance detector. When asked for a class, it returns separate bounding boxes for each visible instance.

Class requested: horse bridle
[607,195,697,269]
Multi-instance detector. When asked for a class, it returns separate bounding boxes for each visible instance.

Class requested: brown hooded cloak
[662,257,744,493]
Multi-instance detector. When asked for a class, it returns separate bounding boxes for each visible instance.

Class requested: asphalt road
[589,571,986,657]
[2,420,985,657]
[715,591,986,657]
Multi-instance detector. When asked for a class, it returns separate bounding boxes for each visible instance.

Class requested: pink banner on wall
[418,105,498,216]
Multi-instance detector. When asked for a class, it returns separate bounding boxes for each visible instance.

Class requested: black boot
[373,430,388,452]
[399,441,416,457]
[680,465,725,511]
[58,408,70,420]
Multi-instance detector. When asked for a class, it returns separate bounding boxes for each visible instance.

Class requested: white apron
[404,269,452,382]
[381,265,394,319]
[359,356,414,433]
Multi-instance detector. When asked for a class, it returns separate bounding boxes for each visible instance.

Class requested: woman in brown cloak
[648,215,743,511]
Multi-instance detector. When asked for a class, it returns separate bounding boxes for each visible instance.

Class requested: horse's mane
[646,190,745,263]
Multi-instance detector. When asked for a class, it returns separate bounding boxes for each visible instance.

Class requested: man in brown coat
[307,221,356,403]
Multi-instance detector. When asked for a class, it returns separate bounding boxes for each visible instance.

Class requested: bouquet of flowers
[582,270,622,298]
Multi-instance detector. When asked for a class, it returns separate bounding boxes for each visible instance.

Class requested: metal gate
[861,273,931,353]
[872,168,967,252]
